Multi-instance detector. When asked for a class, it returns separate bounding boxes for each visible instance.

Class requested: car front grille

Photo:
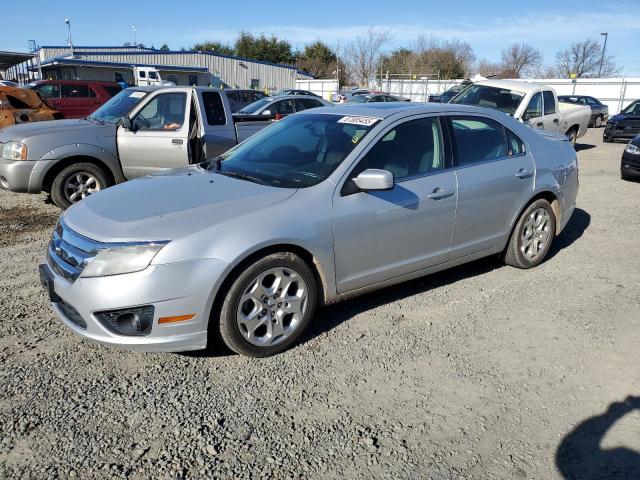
[47,220,101,282]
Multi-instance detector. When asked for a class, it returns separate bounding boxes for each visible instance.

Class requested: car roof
[474,79,549,93]
[307,102,504,119]
[31,79,121,86]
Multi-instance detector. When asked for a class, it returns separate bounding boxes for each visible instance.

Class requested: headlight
[625,144,640,155]
[1,141,27,160]
[81,243,168,278]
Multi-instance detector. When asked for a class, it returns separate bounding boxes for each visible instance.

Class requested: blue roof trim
[38,57,209,73]
[38,45,298,71]
[40,45,152,50]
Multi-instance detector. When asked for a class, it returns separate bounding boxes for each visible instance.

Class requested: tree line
[158,29,618,87]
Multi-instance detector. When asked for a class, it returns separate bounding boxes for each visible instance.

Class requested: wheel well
[521,191,562,234]
[208,244,328,329]
[42,156,115,193]
[565,124,579,136]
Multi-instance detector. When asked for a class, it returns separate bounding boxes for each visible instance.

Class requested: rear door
[448,115,534,257]
[117,91,191,178]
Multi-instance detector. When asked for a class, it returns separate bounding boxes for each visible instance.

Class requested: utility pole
[65,18,74,55]
[598,32,608,77]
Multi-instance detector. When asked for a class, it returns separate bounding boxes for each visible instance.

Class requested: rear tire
[504,199,557,269]
[595,115,604,128]
[566,128,577,145]
[217,252,318,357]
[50,162,110,209]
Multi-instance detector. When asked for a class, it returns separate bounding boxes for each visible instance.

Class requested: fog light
[95,306,154,336]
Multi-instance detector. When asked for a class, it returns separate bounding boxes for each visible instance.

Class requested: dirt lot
[0,128,639,479]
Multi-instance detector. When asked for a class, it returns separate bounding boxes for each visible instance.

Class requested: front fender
[31,143,126,191]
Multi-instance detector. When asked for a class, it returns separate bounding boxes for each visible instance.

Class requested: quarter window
[525,92,543,118]
[506,129,525,156]
[450,116,508,165]
[543,91,556,114]
[354,117,444,181]
[38,84,61,98]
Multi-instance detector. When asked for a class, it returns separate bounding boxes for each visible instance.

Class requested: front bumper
[621,152,640,178]
[40,257,229,352]
[0,159,37,192]
[604,124,640,140]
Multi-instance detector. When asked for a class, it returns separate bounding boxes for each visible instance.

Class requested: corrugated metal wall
[39,47,298,91]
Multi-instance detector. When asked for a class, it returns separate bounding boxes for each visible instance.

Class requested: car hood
[0,118,114,142]
[62,166,297,243]
[610,113,640,123]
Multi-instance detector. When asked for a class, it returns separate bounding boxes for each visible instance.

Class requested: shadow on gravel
[575,143,596,152]
[545,207,590,262]
[556,396,640,480]
[304,255,503,343]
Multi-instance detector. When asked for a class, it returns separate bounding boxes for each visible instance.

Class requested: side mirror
[262,109,272,117]
[121,116,134,131]
[353,169,394,191]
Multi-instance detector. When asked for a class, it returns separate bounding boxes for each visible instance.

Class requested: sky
[3,0,640,76]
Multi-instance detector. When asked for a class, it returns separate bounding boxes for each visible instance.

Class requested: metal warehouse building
[6,45,309,92]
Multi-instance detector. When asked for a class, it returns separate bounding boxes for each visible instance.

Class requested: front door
[333,116,457,293]
[447,115,535,257]
[117,91,190,178]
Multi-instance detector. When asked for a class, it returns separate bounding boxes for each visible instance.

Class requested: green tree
[234,32,294,64]
[159,44,170,51]
[296,41,337,78]
[193,41,234,56]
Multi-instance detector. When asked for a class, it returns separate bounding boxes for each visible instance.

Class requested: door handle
[427,188,454,200]
[515,169,533,179]
[171,139,183,145]
[553,118,560,124]
[536,122,544,128]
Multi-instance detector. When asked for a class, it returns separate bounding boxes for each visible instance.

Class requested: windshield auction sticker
[337,116,381,127]
[129,91,146,98]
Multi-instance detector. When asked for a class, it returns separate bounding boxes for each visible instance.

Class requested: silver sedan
[41,103,579,357]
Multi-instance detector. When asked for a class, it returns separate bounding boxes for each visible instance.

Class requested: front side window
[38,84,61,99]
[139,71,146,78]
[133,92,186,131]
[450,116,508,166]
[543,91,556,114]
[208,113,377,188]
[149,72,159,80]
[202,92,226,125]
[525,92,543,119]
[354,117,444,181]
[274,99,295,115]
[295,98,322,111]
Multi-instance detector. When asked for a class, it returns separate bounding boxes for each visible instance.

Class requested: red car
[26,80,122,119]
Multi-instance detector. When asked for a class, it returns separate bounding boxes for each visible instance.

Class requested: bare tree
[530,63,559,79]
[414,36,475,78]
[556,38,618,78]
[476,59,507,78]
[501,43,542,78]
[343,27,391,87]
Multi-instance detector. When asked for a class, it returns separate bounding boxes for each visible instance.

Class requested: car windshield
[238,98,272,114]
[204,113,378,188]
[450,85,525,116]
[88,89,148,123]
[621,101,640,115]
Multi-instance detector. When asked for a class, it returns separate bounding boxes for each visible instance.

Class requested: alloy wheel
[64,172,101,203]
[520,208,552,262]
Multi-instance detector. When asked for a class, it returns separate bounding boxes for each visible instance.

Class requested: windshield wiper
[217,169,269,185]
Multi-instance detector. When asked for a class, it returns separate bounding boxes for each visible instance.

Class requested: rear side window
[543,91,556,114]
[450,116,508,166]
[202,92,226,125]
[62,85,90,98]
[103,85,122,97]
[506,129,525,156]
[274,99,295,115]
[294,98,322,111]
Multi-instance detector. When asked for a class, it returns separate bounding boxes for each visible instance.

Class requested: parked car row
[236,95,332,119]
[37,101,579,357]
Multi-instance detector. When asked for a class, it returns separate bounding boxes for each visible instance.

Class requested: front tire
[594,115,604,128]
[217,252,318,357]
[504,199,557,269]
[50,163,110,209]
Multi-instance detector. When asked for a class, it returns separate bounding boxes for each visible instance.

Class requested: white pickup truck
[450,79,591,143]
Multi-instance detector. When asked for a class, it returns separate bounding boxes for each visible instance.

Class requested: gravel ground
[0,128,639,479]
